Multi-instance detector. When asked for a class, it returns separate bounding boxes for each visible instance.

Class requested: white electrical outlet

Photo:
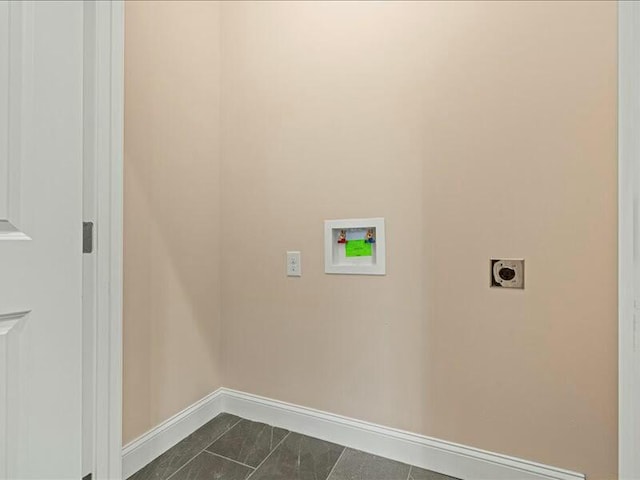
[287,251,302,277]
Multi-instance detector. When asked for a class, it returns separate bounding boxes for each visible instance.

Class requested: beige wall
[125,1,618,478]
[123,0,223,444]
[219,2,617,479]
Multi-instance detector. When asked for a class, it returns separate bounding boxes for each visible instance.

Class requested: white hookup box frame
[324,218,386,275]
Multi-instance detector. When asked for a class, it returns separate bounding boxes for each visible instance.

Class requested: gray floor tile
[169,452,253,480]
[206,419,289,467]
[408,466,459,480]
[327,449,410,480]
[249,432,344,480]
[127,413,241,480]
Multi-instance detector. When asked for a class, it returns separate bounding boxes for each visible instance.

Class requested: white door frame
[91,2,639,479]
[619,2,640,479]
[86,1,124,478]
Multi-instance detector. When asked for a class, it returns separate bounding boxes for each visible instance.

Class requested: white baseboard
[121,389,224,479]
[122,387,585,480]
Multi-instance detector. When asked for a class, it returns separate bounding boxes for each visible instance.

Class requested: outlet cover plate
[287,251,302,277]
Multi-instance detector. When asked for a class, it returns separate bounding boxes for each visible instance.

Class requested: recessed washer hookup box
[324,218,386,275]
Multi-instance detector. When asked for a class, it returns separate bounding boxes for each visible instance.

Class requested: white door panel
[0,0,8,222]
[0,1,84,478]
[0,0,26,238]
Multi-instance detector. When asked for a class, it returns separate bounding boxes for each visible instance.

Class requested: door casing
[83,1,124,478]
[618,2,640,479]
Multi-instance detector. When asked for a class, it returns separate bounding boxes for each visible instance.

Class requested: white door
[0,1,84,478]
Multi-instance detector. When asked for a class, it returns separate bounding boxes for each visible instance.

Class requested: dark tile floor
[128,413,459,480]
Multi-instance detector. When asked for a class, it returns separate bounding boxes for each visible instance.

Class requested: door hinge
[83,221,94,254]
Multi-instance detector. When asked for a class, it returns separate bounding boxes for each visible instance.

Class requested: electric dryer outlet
[491,259,524,289]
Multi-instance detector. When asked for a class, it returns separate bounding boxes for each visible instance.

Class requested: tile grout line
[324,445,347,480]
[245,431,292,480]
[202,450,257,471]
[164,416,244,480]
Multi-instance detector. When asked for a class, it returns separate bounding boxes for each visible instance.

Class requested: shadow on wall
[123,0,223,445]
